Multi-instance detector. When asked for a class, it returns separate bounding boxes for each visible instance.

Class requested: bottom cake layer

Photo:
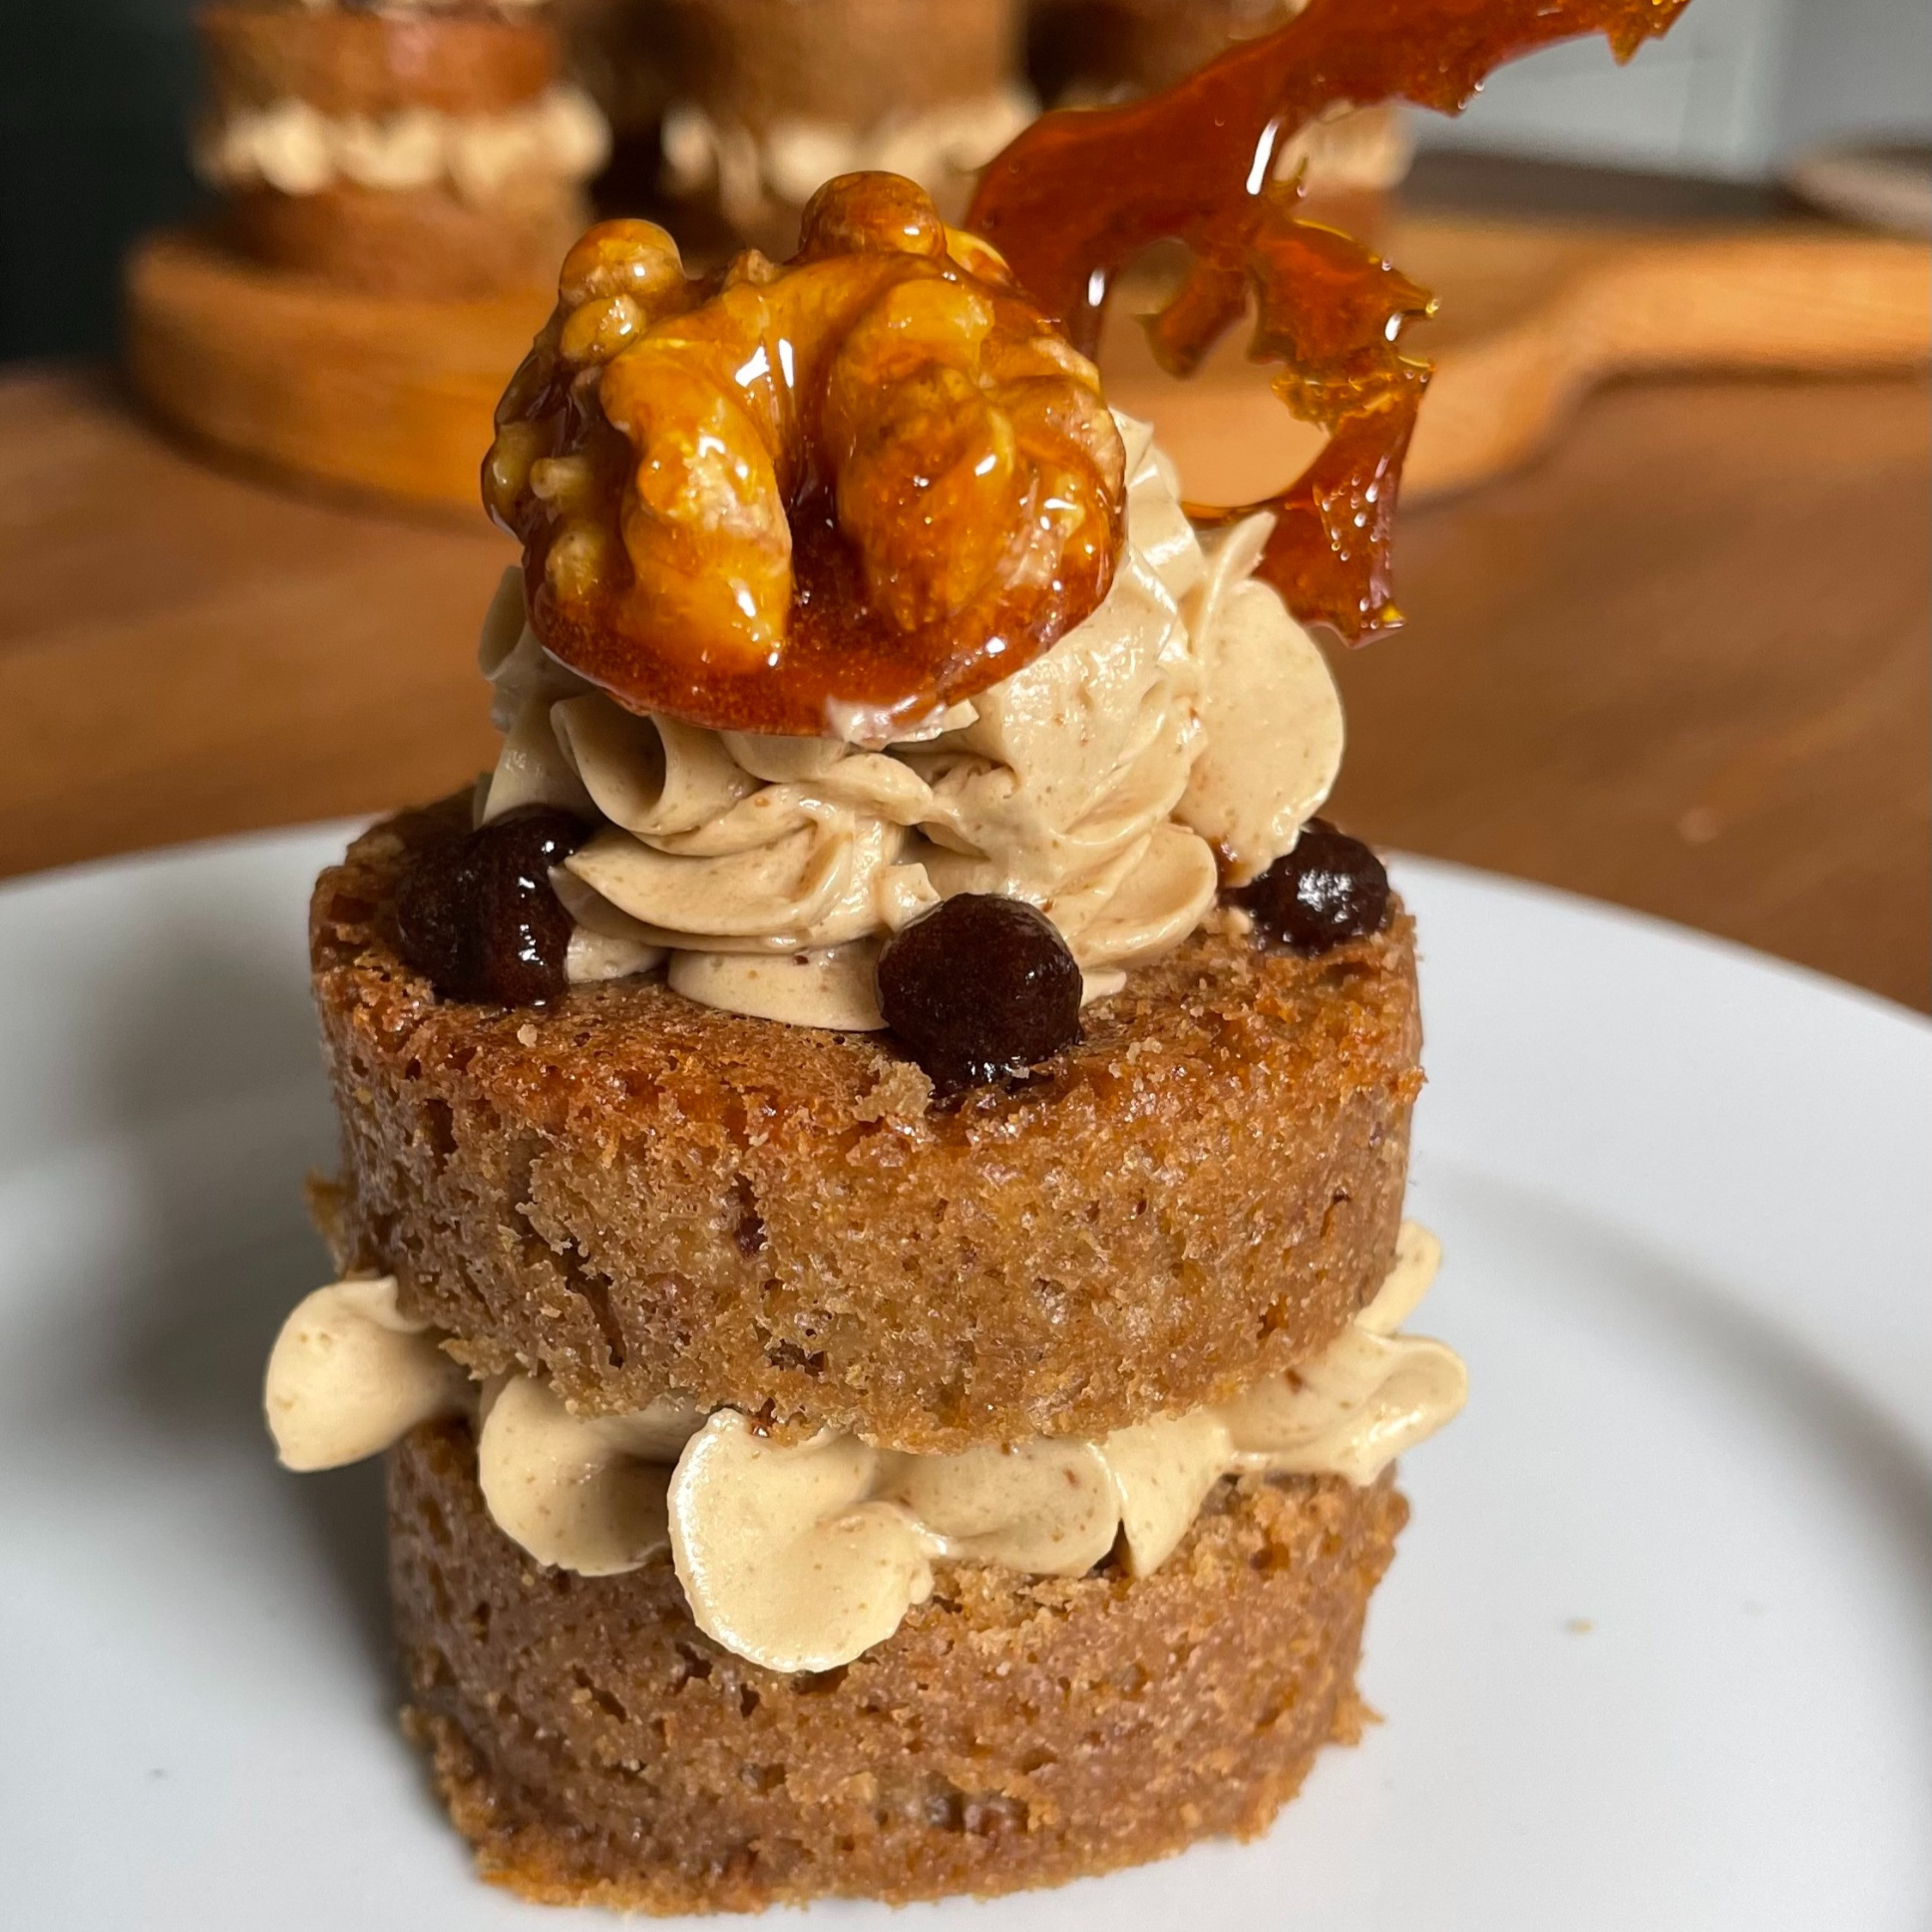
[390,1421,1409,1913]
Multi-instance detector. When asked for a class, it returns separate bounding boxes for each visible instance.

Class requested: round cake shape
[391,1417,1408,1910]
[313,796,1421,1453]
[659,0,1030,251]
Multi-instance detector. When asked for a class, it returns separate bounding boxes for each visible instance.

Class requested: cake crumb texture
[313,799,1424,1451]
[391,1419,1408,1912]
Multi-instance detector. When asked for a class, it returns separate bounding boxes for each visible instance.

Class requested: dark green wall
[1,0,206,362]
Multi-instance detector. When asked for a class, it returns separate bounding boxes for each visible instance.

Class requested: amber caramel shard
[310,796,1421,1453]
[392,1416,1408,1910]
[484,174,1127,739]
[969,0,1692,645]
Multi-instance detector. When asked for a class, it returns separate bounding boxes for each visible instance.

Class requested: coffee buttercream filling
[264,1223,1464,1672]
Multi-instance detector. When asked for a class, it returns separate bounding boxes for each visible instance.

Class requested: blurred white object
[1784,143,1932,236]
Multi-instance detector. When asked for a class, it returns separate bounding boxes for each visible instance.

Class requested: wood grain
[1104,216,1929,510]
[125,230,553,507]
[0,344,1924,1009]
[1402,230,1930,501]
[0,368,508,871]
[1325,373,1930,1012]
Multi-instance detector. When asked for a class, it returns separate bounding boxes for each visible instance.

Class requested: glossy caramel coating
[483,174,1126,738]
[969,0,1692,646]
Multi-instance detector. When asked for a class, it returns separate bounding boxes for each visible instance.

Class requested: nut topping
[876,893,1084,1092]
[484,173,1127,740]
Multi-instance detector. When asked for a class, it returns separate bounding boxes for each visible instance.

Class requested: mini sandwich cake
[265,167,1467,1908]
[195,0,609,297]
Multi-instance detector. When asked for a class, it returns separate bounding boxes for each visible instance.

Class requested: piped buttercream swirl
[264,1224,1465,1674]
[477,411,1345,1027]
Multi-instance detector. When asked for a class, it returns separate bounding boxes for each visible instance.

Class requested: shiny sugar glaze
[484,173,1126,740]
[968,0,1692,647]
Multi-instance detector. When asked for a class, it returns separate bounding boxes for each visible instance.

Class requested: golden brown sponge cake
[390,1417,1408,1911]
[311,794,1423,1453]
[201,2,561,117]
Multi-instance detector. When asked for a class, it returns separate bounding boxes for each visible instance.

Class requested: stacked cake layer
[392,1422,1407,1911]
[256,168,1488,1909]
[310,800,1425,1446]
[269,799,1450,1904]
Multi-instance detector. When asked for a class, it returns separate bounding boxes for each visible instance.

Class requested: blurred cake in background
[194,0,611,297]
[658,0,1033,253]
[1029,0,1410,233]
[550,0,677,210]
[127,0,615,505]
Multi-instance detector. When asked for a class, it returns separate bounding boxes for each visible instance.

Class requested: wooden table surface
[1,203,1927,1012]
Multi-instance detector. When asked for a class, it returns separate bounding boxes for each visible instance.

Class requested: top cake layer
[312,797,1421,1453]
[201,3,560,120]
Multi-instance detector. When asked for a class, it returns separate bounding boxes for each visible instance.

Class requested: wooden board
[124,229,550,509]
[1103,218,1931,508]
[125,215,1927,519]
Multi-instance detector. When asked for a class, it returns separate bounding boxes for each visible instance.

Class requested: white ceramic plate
[2,828,1927,1929]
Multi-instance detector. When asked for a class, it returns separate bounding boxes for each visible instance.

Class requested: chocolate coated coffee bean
[393,834,479,996]
[1230,819,1390,954]
[877,894,1083,1093]
[395,805,589,1005]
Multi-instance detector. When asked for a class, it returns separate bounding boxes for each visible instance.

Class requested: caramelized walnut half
[484,173,1127,739]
